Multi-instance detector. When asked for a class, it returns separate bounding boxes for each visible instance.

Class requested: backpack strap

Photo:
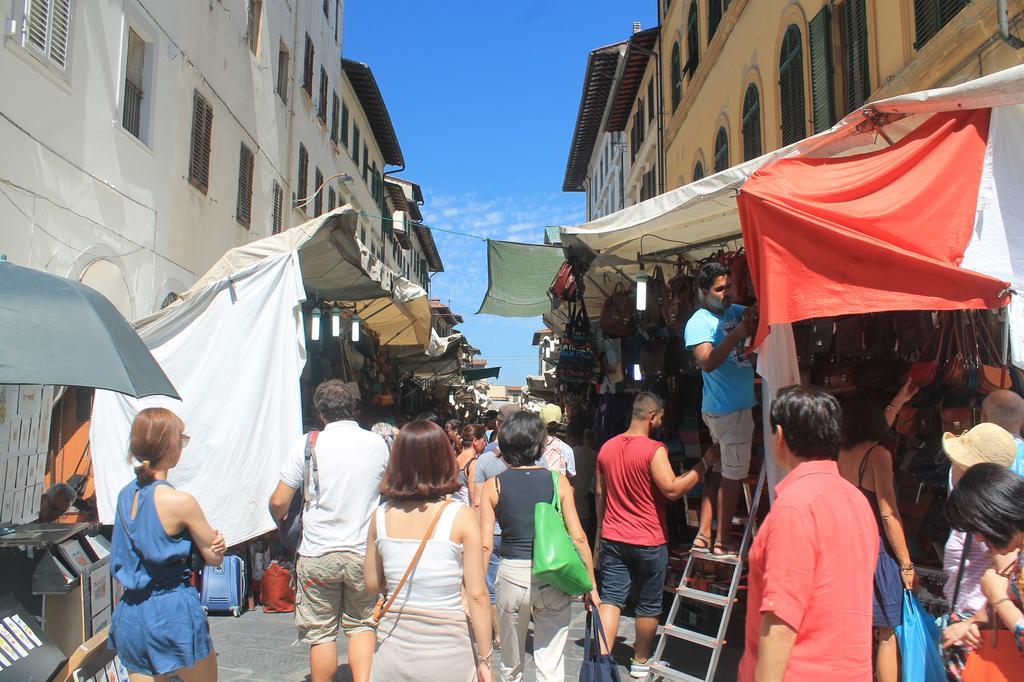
[303,430,320,507]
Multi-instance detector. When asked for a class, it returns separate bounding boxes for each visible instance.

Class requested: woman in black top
[479,411,599,682]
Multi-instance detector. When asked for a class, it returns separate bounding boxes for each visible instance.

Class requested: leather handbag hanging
[940,403,976,434]
[599,283,637,338]
[817,361,857,394]
[864,312,896,356]
[974,310,1012,393]
[639,336,670,378]
[549,259,579,302]
[792,321,814,366]
[809,318,835,357]
[834,316,867,359]
[638,266,667,333]
[909,313,946,387]
[728,250,756,306]
[895,406,920,437]
[557,304,596,384]
[894,311,935,356]
[941,313,969,393]
[663,271,696,332]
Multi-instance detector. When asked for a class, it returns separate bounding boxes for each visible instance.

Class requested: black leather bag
[639,336,670,378]
[279,430,320,554]
[809,318,835,356]
[638,267,667,333]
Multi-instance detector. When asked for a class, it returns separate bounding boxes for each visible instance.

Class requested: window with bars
[693,161,704,182]
[741,84,762,161]
[327,186,336,211]
[809,6,836,134]
[713,127,729,173]
[313,168,323,216]
[842,0,870,113]
[779,24,807,146]
[302,34,314,96]
[708,0,723,44]
[670,42,681,110]
[297,143,308,212]
[188,91,214,194]
[330,93,340,142]
[685,2,699,78]
[122,28,145,140]
[236,143,254,227]
[246,0,262,55]
[24,0,72,71]
[318,67,328,122]
[914,0,969,49]
[272,181,283,234]
[340,102,349,148]
[276,45,289,103]
[362,144,369,182]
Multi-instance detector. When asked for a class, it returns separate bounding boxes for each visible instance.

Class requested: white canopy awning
[149,205,431,348]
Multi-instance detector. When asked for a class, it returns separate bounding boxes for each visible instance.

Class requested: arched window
[742,83,762,161]
[713,127,729,173]
[779,24,807,146]
[670,42,681,110]
[685,2,699,78]
[693,160,704,182]
[708,0,723,43]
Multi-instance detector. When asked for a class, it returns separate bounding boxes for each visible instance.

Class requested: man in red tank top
[596,392,718,678]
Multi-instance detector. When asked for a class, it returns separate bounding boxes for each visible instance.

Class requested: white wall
[586,130,627,220]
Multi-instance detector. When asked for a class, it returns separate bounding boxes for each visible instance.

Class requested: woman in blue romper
[109,407,226,681]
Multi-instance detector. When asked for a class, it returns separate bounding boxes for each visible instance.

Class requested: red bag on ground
[261,561,296,613]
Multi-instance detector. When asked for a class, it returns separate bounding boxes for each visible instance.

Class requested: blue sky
[343,1,656,387]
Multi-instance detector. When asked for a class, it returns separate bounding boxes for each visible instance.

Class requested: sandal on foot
[712,543,740,559]
[691,533,712,554]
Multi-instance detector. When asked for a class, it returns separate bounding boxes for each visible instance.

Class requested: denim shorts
[598,540,667,617]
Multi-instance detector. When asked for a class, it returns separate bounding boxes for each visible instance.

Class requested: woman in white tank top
[365,420,493,682]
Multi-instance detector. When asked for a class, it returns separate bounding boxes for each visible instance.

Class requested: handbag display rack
[646,463,767,682]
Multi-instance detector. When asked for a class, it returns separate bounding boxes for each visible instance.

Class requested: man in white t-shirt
[269,380,388,682]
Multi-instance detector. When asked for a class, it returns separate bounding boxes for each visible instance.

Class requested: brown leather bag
[663,272,695,332]
[941,313,968,392]
[818,362,857,394]
[895,406,919,437]
[909,313,946,387]
[940,405,976,434]
[549,260,578,302]
[974,310,1011,393]
[599,283,637,338]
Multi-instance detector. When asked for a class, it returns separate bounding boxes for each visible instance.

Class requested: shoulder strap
[375,504,388,540]
[858,443,880,486]
[377,500,453,621]
[549,469,560,512]
[303,430,320,505]
[950,533,973,613]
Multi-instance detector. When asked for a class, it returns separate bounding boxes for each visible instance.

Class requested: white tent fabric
[92,253,306,544]
[754,324,801,501]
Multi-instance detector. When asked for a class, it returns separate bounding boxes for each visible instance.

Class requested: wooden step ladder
[646,464,767,682]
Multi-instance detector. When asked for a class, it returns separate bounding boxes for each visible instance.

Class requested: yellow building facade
[629,0,1024,195]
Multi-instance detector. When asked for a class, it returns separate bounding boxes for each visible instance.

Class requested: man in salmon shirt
[740,385,877,681]
[595,392,718,678]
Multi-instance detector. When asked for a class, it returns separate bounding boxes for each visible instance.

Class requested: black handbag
[580,608,621,682]
[279,430,320,554]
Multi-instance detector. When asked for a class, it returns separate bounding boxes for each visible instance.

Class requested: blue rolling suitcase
[200,554,246,617]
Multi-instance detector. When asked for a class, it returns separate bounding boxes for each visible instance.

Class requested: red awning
[738,108,1010,348]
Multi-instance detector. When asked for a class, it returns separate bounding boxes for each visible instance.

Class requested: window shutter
[318,67,327,121]
[843,0,870,112]
[713,127,729,173]
[26,0,72,70]
[188,91,213,193]
[742,84,761,161]
[272,181,283,234]
[276,47,289,102]
[778,24,807,146]
[808,6,835,134]
[122,28,145,139]
[647,79,655,123]
[708,0,722,44]
[693,161,704,182]
[297,143,308,211]
[330,92,340,142]
[313,168,323,216]
[914,0,968,49]
[671,43,681,110]
[327,187,336,212]
[685,3,700,78]
[236,143,254,227]
[302,34,313,94]
[341,102,349,147]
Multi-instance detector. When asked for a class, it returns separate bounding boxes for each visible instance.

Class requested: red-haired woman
[364,420,492,682]
[109,408,226,681]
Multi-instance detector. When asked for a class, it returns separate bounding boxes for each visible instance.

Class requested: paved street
[204,597,743,681]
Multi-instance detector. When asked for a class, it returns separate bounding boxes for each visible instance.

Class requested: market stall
[90,206,431,546]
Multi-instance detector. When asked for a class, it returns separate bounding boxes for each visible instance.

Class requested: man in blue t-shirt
[684,261,757,558]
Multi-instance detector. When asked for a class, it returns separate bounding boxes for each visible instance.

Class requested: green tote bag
[533,470,593,595]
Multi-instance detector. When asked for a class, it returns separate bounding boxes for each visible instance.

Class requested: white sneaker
[629,658,656,678]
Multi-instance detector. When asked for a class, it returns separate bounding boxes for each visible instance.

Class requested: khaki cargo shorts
[703,409,754,481]
[295,550,376,644]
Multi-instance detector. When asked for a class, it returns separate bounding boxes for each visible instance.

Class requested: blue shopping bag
[580,607,621,682]
[894,590,945,682]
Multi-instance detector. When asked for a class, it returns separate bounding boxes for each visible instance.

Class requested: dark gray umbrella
[0,258,179,399]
